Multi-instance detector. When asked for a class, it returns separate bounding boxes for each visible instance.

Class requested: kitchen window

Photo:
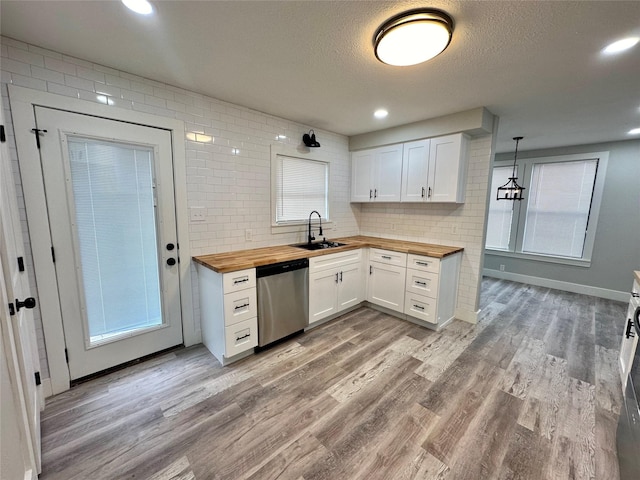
[485,152,608,266]
[271,146,329,226]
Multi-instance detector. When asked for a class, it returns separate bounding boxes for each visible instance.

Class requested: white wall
[0,35,358,381]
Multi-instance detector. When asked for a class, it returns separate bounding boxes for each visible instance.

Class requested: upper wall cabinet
[351,144,403,202]
[401,133,469,203]
[351,133,469,204]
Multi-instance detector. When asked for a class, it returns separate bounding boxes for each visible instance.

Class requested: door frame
[9,85,195,395]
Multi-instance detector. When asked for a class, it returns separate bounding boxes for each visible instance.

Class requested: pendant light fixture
[497,136,526,201]
[374,8,454,66]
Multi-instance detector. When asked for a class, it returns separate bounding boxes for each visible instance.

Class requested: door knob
[166,258,177,266]
[15,297,36,312]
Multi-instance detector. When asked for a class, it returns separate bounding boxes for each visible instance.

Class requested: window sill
[485,249,592,268]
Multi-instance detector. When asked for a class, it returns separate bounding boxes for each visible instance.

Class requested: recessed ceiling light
[122,0,153,15]
[628,127,640,135]
[602,37,639,55]
[374,109,388,119]
[374,9,454,66]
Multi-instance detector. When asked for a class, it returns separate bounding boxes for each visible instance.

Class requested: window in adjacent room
[272,150,329,225]
[485,152,608,265]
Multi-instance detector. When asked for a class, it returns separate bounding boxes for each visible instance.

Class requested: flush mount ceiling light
[374,8,454,66]
[497,137,526,201]
[374,109,388,119]
[122,0,153,15]
[302,130,320,147]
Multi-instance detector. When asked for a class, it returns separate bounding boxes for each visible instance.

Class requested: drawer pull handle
[234,278,249,284]
[236,333,251,341]
[335,272,339,284]
[369,265,373,275]
[626,318,636,339]
[416,261,429,266]
[234,303,249,310]
[632,292,640,298]
[381,255,391,260]
[369,189,373,199]
[340,271,343,282]
[413,304,425,310]
[421,187,425,198]
[415,281,427,286]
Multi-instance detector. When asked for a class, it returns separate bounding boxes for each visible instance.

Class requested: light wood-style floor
[39,277,627,480]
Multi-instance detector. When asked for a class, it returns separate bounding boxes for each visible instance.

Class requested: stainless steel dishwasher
[256,258,309,347]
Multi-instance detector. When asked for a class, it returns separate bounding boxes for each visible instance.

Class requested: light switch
[190,207,206,222]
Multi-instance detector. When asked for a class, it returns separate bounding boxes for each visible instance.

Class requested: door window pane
[68,137,162,343]
[485,166,516,250]
[522,159,598,258]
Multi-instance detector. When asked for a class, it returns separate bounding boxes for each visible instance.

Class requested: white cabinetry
[367,248,407,314]
[619,278,640,388]
[404,253,461,326]
[351,144,403,202]
[197,265,258,365]
[309,250,363,325]
[401,133,469,203]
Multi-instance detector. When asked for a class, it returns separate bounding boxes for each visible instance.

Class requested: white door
[1,107,41,476]
[374,144,403,202]
[401,139,430,202]
[35,107,183,380]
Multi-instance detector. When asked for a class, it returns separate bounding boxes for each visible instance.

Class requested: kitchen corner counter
[635,270,640,285]
[193,235,464,273]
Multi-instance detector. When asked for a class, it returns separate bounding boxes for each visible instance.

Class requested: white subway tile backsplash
[46,81,79,98]
[76,66,106,83]
[8,46,44,67]
[30,65,64,84]
[10,73,46,91]
[44,56,77,75]
[64,74,95,92]
[1,57,31,76]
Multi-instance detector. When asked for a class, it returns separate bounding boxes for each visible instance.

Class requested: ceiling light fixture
[122,0,153,15]
[302,130,321,147]
[603,37,639,55]
[374,8,454,66]
[628,127,640,135]
[497,136,526,201]
[374,109,388,119]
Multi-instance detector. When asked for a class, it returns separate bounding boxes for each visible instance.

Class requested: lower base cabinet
[197,264,258,365]
[309,250,363,325]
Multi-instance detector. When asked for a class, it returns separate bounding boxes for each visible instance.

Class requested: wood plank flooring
[39,277,627,480]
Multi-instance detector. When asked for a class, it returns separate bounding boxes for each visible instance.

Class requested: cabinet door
[337,262,363,311]
[367,262,406,313]
[401,139,430,202]
[428,134,466,203]
[309,269,339,323]
[351,150,375,202]
[374,145,403,202]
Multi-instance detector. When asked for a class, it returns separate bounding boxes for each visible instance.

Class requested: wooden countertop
[193,235,464,273]
[635,270,640,286]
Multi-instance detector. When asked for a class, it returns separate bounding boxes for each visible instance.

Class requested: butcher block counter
[193,235,464,273]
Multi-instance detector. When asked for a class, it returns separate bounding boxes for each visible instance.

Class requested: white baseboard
[483,269,629,302]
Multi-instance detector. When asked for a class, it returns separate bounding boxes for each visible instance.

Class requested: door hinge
[8,302,15,316]
[17,256,25,272]
[65,348,69,363]
[34,371,41,386]
[51,246,56,263]
[31,128,47,149]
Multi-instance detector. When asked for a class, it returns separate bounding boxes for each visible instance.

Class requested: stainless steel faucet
[308,210,323,244]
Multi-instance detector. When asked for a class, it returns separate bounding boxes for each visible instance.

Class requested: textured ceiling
[1,0,639,153]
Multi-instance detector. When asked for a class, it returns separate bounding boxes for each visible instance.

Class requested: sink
[293,241,346,251]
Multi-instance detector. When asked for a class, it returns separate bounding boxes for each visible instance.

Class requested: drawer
[224,317,257,357]
[407,254,440,274]
[309,249,362,273]
[370,248,407,267]
[404,293,437,324]
[223,268,256,293]
[406,269,439,298]
[223,288,257,326]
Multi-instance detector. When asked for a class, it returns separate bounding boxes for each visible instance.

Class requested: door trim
[9,85,195,395]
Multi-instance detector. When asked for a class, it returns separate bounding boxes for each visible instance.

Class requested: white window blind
[275,155,328,223]
[486,166,517,250]
[522,159,598,258]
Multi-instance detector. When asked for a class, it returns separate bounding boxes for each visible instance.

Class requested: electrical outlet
[451,225,458,235]
[500,264,505,272]
[245,229,252,241]
[190,207,206,222]
[333,221,338,230]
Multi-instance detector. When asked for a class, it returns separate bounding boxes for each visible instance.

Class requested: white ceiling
[1,0,639,153]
